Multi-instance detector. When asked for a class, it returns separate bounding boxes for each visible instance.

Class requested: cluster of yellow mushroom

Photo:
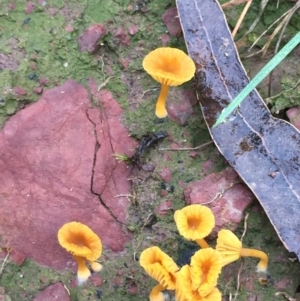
[140,204,269,301]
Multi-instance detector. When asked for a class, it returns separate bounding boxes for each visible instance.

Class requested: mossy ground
[0,0,300,300]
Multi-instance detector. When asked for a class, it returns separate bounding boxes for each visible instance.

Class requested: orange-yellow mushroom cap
[58,221,102,284]
[140,246,179,290]
[58,221,102,261]
[190,248,223,296]
[174,204,215,248]
[143,47,196,118]
[176,265,222,301]
[216,229,269,272]
[216,229,241,266]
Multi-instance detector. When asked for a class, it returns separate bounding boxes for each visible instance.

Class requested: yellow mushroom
[190,248,223,296]
[216,229,268,272]
[140,246,179,301]
[176,263,222,301]
[143,47,196,118]
[174,204,215,248]
[57,221,102,284]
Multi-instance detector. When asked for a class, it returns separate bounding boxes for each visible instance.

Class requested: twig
[275,292,297,301]
[221,0,250,9]
[232,213,249,301]
[240,213,249,242]
[201,181,240,205]
[241,0,269,39]
[232,0,253,38]
[159,141,213,151]
[232,259,244,301]
[274,0,300,55]
[97,76,113,91]
[246,9,290,54]
[265,79,300,103]
[132,235,144,262]
[0,251,11,276]
[64,285,70,295]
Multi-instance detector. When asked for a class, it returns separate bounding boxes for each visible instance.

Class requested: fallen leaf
[177,0,300,259]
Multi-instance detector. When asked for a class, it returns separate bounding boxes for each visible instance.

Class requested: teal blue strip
[213,32,300,127]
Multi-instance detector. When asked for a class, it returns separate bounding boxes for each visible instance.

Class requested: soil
[0,0,300,301]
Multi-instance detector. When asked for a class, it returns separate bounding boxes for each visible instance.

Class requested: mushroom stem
[90,261,103,272]
[240,248,268,271]
[149,284,165,301]
[195,238,210,248]
[74,256,91,285]
[155,84,169,118]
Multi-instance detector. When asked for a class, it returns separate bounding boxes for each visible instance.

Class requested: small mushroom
[216,229,269,272]
[57,221,102,284]
[143,47,196,118]
[189,248,223,297]
[176,263,222,301]
[174,204,215,248]
[140,246,179,301]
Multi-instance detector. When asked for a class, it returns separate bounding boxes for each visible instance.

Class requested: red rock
[13,86,27,96]
[33,87,43,94]
[160,190,168,197]
[189,151,198,158]
[184,167,255,236]
[118,57,130,69]
[182,89,198,107]
[157,166,172,183]
[88,78,137,222]
[163,152,172,161]
[30,62,36,70]
[90,274,103,286]
[201,160,216,175]
[141,164,156,172]
[170,143,180,149]
[128,284,138,294]
[65,25,74,32]
[104,65,114,76]
[113,277,122,286]
[162,7,181,36]
[39,77,50,86]
[128,25,139,35]
[114,27,130,45]
[155,200,173,216]
[33,282,70,301]
[39,275,47,284]
[25,1,34,14]
[167,90,194,125]
[78,24,106,53]
[0,79,132,271]
[10,250,27,266]
[161,33,171,46]
[9,3,15,11]
[275,276,289,289]
[287,107,300,130]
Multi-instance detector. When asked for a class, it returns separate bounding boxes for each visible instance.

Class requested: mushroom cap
[143,47,196,86]
[174,204,215,241]
[58,221,102,261]
[216,229,242,266]
[140,246,179,290]
[190,248,223,296]
[176,265,222,301]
